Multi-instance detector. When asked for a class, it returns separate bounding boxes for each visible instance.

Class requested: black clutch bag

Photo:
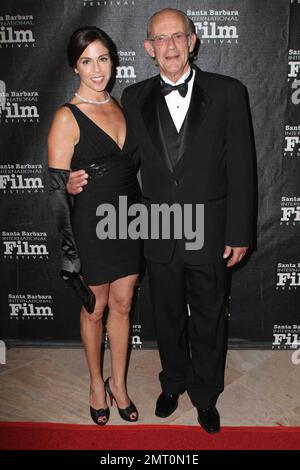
[61,271,96,314]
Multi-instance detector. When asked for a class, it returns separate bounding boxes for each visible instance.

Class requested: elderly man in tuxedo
[67,8,254,433]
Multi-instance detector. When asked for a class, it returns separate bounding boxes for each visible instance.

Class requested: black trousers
[147,243,228,409]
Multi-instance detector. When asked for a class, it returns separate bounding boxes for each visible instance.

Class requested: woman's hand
[66,170,89,195]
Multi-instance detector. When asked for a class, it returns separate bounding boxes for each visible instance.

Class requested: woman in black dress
[48,27,141,425]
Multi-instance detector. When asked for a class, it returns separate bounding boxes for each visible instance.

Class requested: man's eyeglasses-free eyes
[148,32,190,47]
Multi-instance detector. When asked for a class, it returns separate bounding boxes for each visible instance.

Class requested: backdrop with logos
[0,0,299,350]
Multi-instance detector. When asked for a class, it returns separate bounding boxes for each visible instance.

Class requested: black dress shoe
[197,406,220,434]
[155,392,179,418]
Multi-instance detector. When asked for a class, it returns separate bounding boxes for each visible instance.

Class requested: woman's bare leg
[106,274,139,419]
[80,283,109,423]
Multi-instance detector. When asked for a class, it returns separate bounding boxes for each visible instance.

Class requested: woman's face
[74,40,112,94]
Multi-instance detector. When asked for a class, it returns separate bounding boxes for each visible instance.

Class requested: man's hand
[66,170,88,195]
[223,246,248,267]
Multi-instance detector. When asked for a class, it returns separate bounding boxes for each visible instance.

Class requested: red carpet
[0,423,300,450]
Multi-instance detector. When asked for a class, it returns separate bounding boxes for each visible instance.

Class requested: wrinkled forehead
[149,11,188,36]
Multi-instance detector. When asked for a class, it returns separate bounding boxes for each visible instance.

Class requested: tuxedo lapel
[140,79,165,159]
[156,94,175,173]
[176,71,211,167]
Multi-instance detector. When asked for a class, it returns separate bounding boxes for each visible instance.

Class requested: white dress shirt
[160,67,195,133]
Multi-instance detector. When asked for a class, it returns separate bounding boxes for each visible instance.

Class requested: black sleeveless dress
[64,102,142,286]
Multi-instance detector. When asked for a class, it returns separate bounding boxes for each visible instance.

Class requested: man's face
[144,11,196,82]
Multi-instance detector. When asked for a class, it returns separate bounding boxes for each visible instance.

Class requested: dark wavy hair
[67,26,119,75]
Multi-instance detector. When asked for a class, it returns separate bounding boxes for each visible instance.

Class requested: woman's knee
[82,284,109,323]
[108,293,133,316]
[82,304,106,323]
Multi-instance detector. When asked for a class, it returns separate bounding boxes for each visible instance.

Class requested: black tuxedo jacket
[121,66,255,264]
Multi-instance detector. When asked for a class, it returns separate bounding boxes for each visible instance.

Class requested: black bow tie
[161,68,193,98]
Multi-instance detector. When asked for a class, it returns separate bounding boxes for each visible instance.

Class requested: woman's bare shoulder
[52,104,75,124]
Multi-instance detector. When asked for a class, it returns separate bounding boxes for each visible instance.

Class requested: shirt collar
[160,66,192,86]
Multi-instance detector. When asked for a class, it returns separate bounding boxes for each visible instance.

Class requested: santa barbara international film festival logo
[284,124,300,157]
[0,80,39,124]
[187,7,239,44]
[280,196,300,225]
[276,262,300,290]
[0,163,44,194]
[288,49,300,105]
[1,230,49,260]
[0,13,35,48]
[8,294,54,321]
[272,324,300,350]
[116,49,136,84]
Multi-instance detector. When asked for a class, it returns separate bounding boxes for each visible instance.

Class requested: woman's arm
[47,106,95,313]
[48,106,79,169]
[47,106,81,276]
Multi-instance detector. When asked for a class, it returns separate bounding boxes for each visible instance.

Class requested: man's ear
[144,39,155,59]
